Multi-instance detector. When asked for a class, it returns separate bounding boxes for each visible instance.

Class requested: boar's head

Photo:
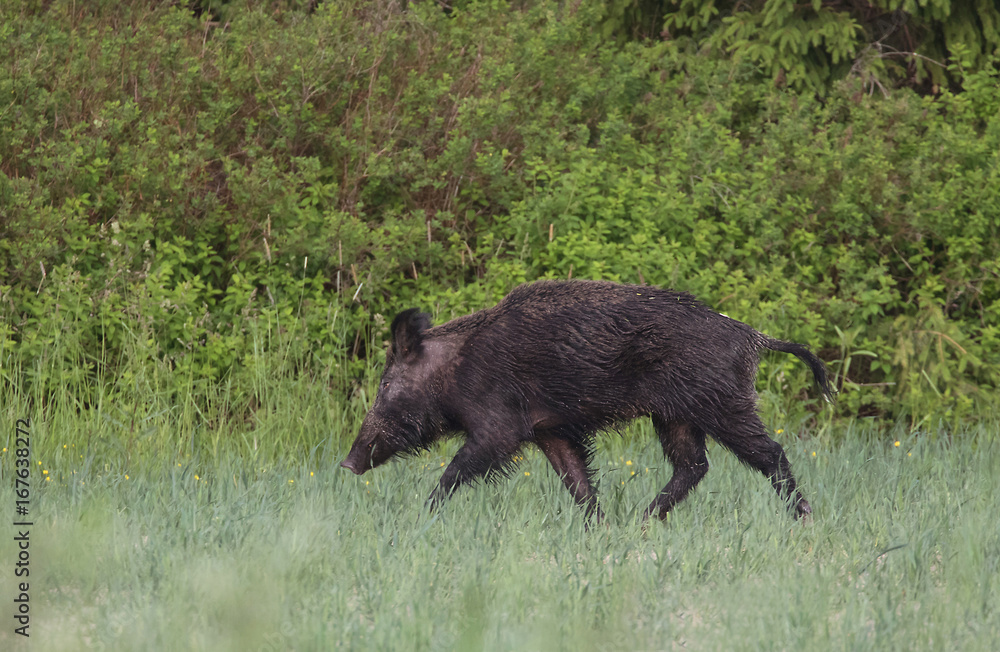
[341,308,446,475]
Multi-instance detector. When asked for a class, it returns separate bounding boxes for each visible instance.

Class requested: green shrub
[659,0,1000,91]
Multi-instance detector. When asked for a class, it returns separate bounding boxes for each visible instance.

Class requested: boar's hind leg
[712,413,811,518]
[427,435,521,510]
[643,417,709,521]
[536,433,602,521]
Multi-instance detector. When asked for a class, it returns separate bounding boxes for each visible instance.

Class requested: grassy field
[2,396,998,650]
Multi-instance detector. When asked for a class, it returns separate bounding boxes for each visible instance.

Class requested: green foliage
[661,0,1000,91]
[665,0,862,89]
[1,0,999,428]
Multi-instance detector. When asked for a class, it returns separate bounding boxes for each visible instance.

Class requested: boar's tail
[761,337,835,403]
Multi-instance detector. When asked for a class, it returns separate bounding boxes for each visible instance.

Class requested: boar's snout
[342,417,398,475]
[340,458,364,475]
[340,442,375,475]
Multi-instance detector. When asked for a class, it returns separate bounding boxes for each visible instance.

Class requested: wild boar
[341,280,832,521]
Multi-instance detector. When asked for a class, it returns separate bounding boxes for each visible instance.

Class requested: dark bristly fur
[341,280,833,522]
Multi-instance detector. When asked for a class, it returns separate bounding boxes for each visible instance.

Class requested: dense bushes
[615,0,1000,91]
[2,0,998,433]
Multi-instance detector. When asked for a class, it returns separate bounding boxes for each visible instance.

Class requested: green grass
[2,405,998,650]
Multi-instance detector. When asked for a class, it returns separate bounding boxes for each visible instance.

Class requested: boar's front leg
[536,433,602,521]
[427,433,522,510]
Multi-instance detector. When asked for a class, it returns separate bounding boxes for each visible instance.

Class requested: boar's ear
[390,308,432,358]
